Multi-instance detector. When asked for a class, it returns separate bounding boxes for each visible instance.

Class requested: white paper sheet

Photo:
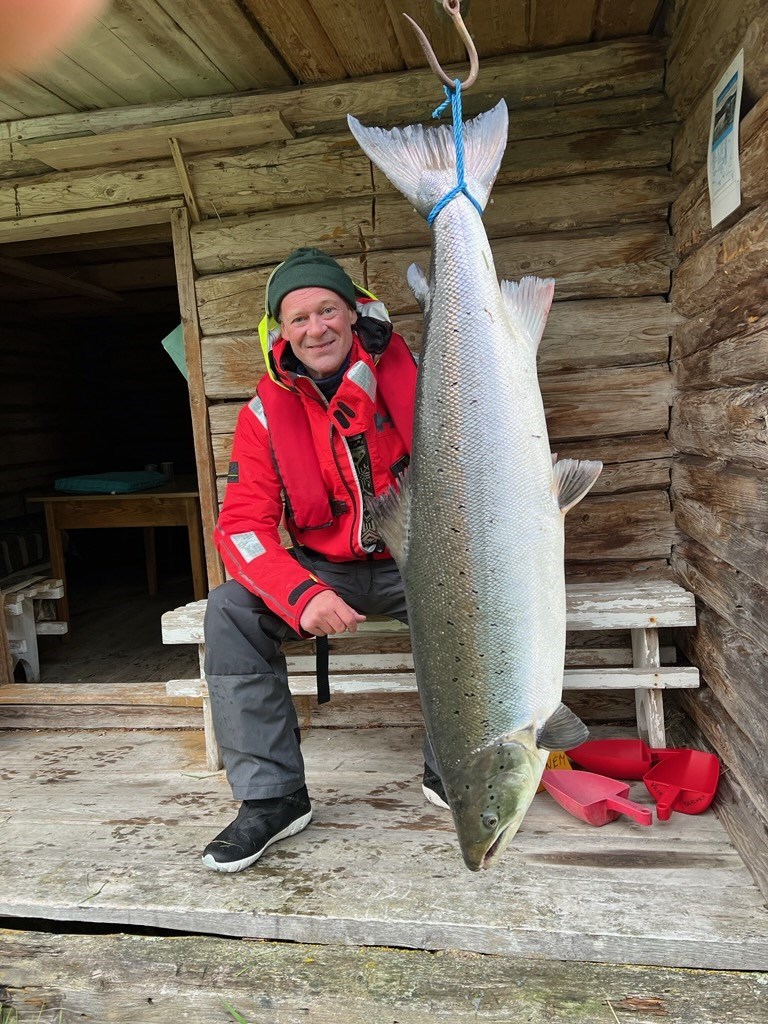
[707,50,744,228]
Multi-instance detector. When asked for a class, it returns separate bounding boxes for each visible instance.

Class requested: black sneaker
[202,785,312,873]
[422,764,450,810]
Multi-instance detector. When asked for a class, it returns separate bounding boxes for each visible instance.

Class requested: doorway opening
[1,222,200,684]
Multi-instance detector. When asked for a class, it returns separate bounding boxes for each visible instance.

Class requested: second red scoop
[541,769,653,827]
[566,738,677,779]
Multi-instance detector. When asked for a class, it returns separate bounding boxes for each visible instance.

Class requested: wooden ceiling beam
[8,37,666,147]
[0,255,124,303]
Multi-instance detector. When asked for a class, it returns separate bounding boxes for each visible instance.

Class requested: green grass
[220,999,251,1024]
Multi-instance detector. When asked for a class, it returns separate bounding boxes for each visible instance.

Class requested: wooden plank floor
[3,929,765,1024]
[36,573,198,683]
[1,725,766,972]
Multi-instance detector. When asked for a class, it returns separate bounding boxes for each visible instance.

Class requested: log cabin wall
[185,37,679,590]
[666,0,768,897]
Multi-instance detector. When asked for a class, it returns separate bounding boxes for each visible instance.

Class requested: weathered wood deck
[3,929,765,1023]
[1,723,766,976]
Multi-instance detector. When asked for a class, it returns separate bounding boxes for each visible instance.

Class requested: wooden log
[679,685,768,827]
[368,225,676,316]
[672,90,768,259]
[0,91,675,184]
[564,559,674,584]
[675,496,768,592]
[190,167,674,272]
[670,383,768,469]
[209,373,672,442]
[0,123,50,181]
[0,161,181,222]
[15,110,295,171]
[4,931,765,1024]
[672,455,768,532]
[196,225,675,335]
[674,314,768,392]
[671,271,768,364]
[0,199,183,245]
[671,6,768,182]
[212,428,672,487]
[673,539,768,656]
[202,324,670,399]
[10,37,666,145]
[666,0,765,120]
[669,708,768,900]
[201,298,675,400]
[564,490,675,561]
[671,201,768,318]
[210,372,671,466]
[369,171,675,252]
[676,603,768,753]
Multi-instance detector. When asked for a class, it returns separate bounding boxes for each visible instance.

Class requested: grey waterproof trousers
[204,550,437,800]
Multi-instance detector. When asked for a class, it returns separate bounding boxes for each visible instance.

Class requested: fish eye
[482,813,498,830]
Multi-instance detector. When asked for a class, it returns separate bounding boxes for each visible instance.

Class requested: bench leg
[7,597,41,682]
[199,644,223,772]
[631,627,665,748]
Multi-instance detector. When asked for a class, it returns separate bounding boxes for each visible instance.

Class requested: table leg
[143,527,158,596]
[185,498,206,600]
[43,503,70,641]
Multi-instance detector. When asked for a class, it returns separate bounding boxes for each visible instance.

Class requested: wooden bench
[162,580,699,771]
[1,573,68,683]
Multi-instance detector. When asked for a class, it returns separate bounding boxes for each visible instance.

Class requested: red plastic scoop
[566,738,678,779]
[541,769,653,827]
[643,749,720,820]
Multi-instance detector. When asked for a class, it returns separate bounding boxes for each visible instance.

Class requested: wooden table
[28,477,206,635]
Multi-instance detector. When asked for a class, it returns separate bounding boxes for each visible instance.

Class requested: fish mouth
[481,826,511,870]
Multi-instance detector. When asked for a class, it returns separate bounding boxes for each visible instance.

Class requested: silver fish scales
[349,101,601,870]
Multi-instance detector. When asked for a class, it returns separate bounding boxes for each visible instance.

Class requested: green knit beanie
[267,247,357,319]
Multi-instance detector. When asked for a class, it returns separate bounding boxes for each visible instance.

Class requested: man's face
[280,287,357,380]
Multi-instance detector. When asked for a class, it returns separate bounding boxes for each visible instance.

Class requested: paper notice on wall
[707,49,744,228]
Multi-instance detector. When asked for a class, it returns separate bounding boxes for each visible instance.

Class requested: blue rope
[427,79,484,227]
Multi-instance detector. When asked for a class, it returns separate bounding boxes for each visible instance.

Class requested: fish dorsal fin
[500,276,555,353]
[367,468,411,567]
[407,263,431,313]
[553,458,603,514]
[347,101,508,219]
[537,703,589,751]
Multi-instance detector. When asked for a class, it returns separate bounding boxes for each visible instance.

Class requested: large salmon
[348,101,602,871]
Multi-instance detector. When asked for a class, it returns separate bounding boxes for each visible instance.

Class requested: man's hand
[300,590,366,636]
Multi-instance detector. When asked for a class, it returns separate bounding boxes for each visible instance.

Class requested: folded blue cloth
[54,471,166,495]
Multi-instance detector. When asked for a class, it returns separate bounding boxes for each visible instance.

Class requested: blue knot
[427,79,484,227]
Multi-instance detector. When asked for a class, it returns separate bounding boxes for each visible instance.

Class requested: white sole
[202,809,313,873]
[422,784,450,810]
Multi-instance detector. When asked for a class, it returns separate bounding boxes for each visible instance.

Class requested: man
[202,247,446,873]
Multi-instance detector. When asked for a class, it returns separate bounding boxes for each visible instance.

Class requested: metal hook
[403,0,479,92]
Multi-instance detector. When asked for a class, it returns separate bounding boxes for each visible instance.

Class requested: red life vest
[257,330,416,539]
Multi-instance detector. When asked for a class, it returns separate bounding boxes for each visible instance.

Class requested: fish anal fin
[553,458,602,514]
[367,467,411,567]
[500,276,555,353]
[537,703,589,751]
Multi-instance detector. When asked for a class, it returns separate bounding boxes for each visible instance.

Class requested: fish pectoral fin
[367,467,411,567]
[407,263,430,313]
[553,458,603,514]
[499,276,555,353]
[537,703,589,751]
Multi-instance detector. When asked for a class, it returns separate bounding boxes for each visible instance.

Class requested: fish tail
[348,100,508,220]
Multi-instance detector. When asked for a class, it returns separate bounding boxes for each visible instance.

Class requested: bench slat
[167,666,700,699]
[161,581,697,644]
